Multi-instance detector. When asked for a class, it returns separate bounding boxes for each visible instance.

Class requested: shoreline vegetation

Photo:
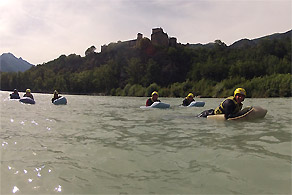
[2,90,291,99]
[2,73,291,99]
[1,28,291,98]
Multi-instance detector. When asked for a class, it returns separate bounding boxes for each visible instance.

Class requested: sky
[1,0,291,65]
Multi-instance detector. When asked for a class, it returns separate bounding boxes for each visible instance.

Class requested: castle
[101,28,177,52]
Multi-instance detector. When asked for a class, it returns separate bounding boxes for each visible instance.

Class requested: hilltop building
[169,37,177,47]
[151,28,169,47]
[101,28,177,52]
[101,33,143,52]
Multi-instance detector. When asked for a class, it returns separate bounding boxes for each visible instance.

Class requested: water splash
[12,186,19,193]
[55,185,62,192]
[31,120,38,125]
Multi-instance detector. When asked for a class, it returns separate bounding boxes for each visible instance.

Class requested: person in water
[198,88,246,119]
[146,91,161,106]
[51,90,62,103]
[10,89,20,99]
[23,89,34,100]
[182,93,195,106]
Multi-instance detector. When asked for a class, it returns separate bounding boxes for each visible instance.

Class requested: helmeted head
[151,91,158,97]
[53,90,59,97]
[14,89,18,93]
[187,93,194,98]
[234,88,246,103]
[151,91,159,101]
[234,88,246,97]
[26,89,31,93]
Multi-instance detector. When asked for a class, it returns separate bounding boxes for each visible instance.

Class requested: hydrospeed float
[19,97,35,104]
[207,106,267,121]
[10,94,20,99]
[187,101,205,107]
[140,102,170,109]
[53,96,67,105]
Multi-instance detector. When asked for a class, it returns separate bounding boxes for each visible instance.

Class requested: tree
[85,45,96,56]
[214,40,227,47]
[144,59,161,86]
[126,58,145,85]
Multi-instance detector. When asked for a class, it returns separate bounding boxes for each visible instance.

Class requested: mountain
[185,30,292,49]
[0,29,290,98]
[0,53,34,72]
[229,30,292,49]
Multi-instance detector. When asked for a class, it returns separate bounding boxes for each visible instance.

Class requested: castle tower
[151,28,169,47]
[169,37,177,47]
[137,33,143,40]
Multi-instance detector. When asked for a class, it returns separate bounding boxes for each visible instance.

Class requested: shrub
[145,83,160,96]
[128,84,146,97]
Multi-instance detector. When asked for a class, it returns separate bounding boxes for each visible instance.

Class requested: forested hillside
[1,30,291,98]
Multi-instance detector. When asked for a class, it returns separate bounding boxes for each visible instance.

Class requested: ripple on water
[0,92,291,194]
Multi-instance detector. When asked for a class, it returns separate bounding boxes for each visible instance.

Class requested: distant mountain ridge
[229,30,292,49]
[184,29,291,49]
[0,53,34,72]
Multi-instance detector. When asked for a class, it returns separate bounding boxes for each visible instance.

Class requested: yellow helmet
[234,88,246,97]
[187,93,194,98]
[54,90,58,94]
[26,89,31,93]
[151,91,158,96]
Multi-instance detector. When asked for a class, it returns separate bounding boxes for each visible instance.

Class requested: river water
[0,91,291,194]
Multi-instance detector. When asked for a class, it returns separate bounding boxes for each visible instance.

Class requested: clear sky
[1,0,291,65]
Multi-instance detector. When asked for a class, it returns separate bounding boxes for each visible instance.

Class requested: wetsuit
[198,96,242,119]
[24,94,34,100]
[52,96,62,103]
[182,98,194,106]
[146,98,161,106]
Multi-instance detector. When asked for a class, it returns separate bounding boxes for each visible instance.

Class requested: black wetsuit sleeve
[52,96,62,103]
[182,99,188,106]
[23,94,33,99]
[222,99,236,119]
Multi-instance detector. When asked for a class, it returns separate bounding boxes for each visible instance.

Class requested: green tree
[126,58,145,85]
[85,45,96,56]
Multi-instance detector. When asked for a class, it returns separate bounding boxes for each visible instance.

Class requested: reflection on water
[0,91,291,194]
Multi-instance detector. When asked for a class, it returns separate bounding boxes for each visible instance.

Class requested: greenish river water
[0,91,291,194]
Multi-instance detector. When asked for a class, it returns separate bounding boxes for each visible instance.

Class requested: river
[0,91,291,194]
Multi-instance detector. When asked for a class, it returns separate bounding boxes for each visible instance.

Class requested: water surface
[0,91,291,194]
